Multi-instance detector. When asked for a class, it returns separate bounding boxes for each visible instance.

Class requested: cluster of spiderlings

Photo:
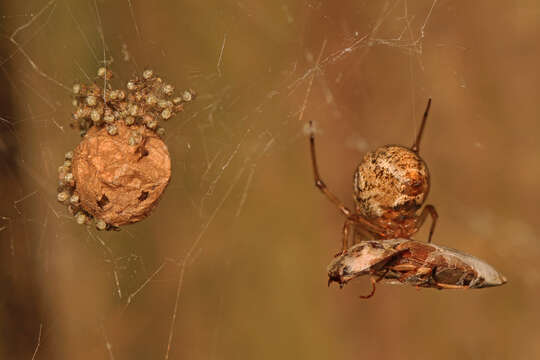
[56,150,110,231]
[71,67,195,138]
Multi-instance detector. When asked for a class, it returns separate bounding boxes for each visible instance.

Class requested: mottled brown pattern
[309,99,438,251]
[354,145,430,219]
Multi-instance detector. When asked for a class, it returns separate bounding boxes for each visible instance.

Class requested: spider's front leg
[309,120,353,218]
[309,120,385,251]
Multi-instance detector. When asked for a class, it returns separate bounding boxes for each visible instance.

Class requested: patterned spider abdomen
[353,145,430,220]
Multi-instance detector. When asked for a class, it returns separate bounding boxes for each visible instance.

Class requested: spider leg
[411,98,432,153]
[309,120,353,218]
[336,218,383,256]
[335,218,383,257]
[335,219,354,257]
[309,121,386,237]
[415,204,438,243]
[352,214,387,238]
[352,223,377,243]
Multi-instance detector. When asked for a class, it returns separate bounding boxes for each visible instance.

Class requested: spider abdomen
[353,145,430,220]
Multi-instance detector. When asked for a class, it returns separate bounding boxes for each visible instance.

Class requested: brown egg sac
[353,145,430,220]
[56,67,195,230]
[71,121,171,226]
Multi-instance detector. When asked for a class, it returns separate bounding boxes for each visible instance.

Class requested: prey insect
[309,99,438,255]
[327,239,507,298]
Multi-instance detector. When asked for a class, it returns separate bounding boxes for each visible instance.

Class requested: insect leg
[398,270,418,282]
[390,264,417,272]
[375,269,389,282]
[359,275,377,299]
[435,283,470,290]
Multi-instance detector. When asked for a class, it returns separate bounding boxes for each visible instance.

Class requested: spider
[309,99,438,255]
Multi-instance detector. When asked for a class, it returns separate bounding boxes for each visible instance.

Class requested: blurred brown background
[1,1,538,359]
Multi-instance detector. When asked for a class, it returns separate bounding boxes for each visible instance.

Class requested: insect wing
[419,242,507,288]
[389,240,507,289]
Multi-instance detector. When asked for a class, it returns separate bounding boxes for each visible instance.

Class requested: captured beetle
[327,239,507,298]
